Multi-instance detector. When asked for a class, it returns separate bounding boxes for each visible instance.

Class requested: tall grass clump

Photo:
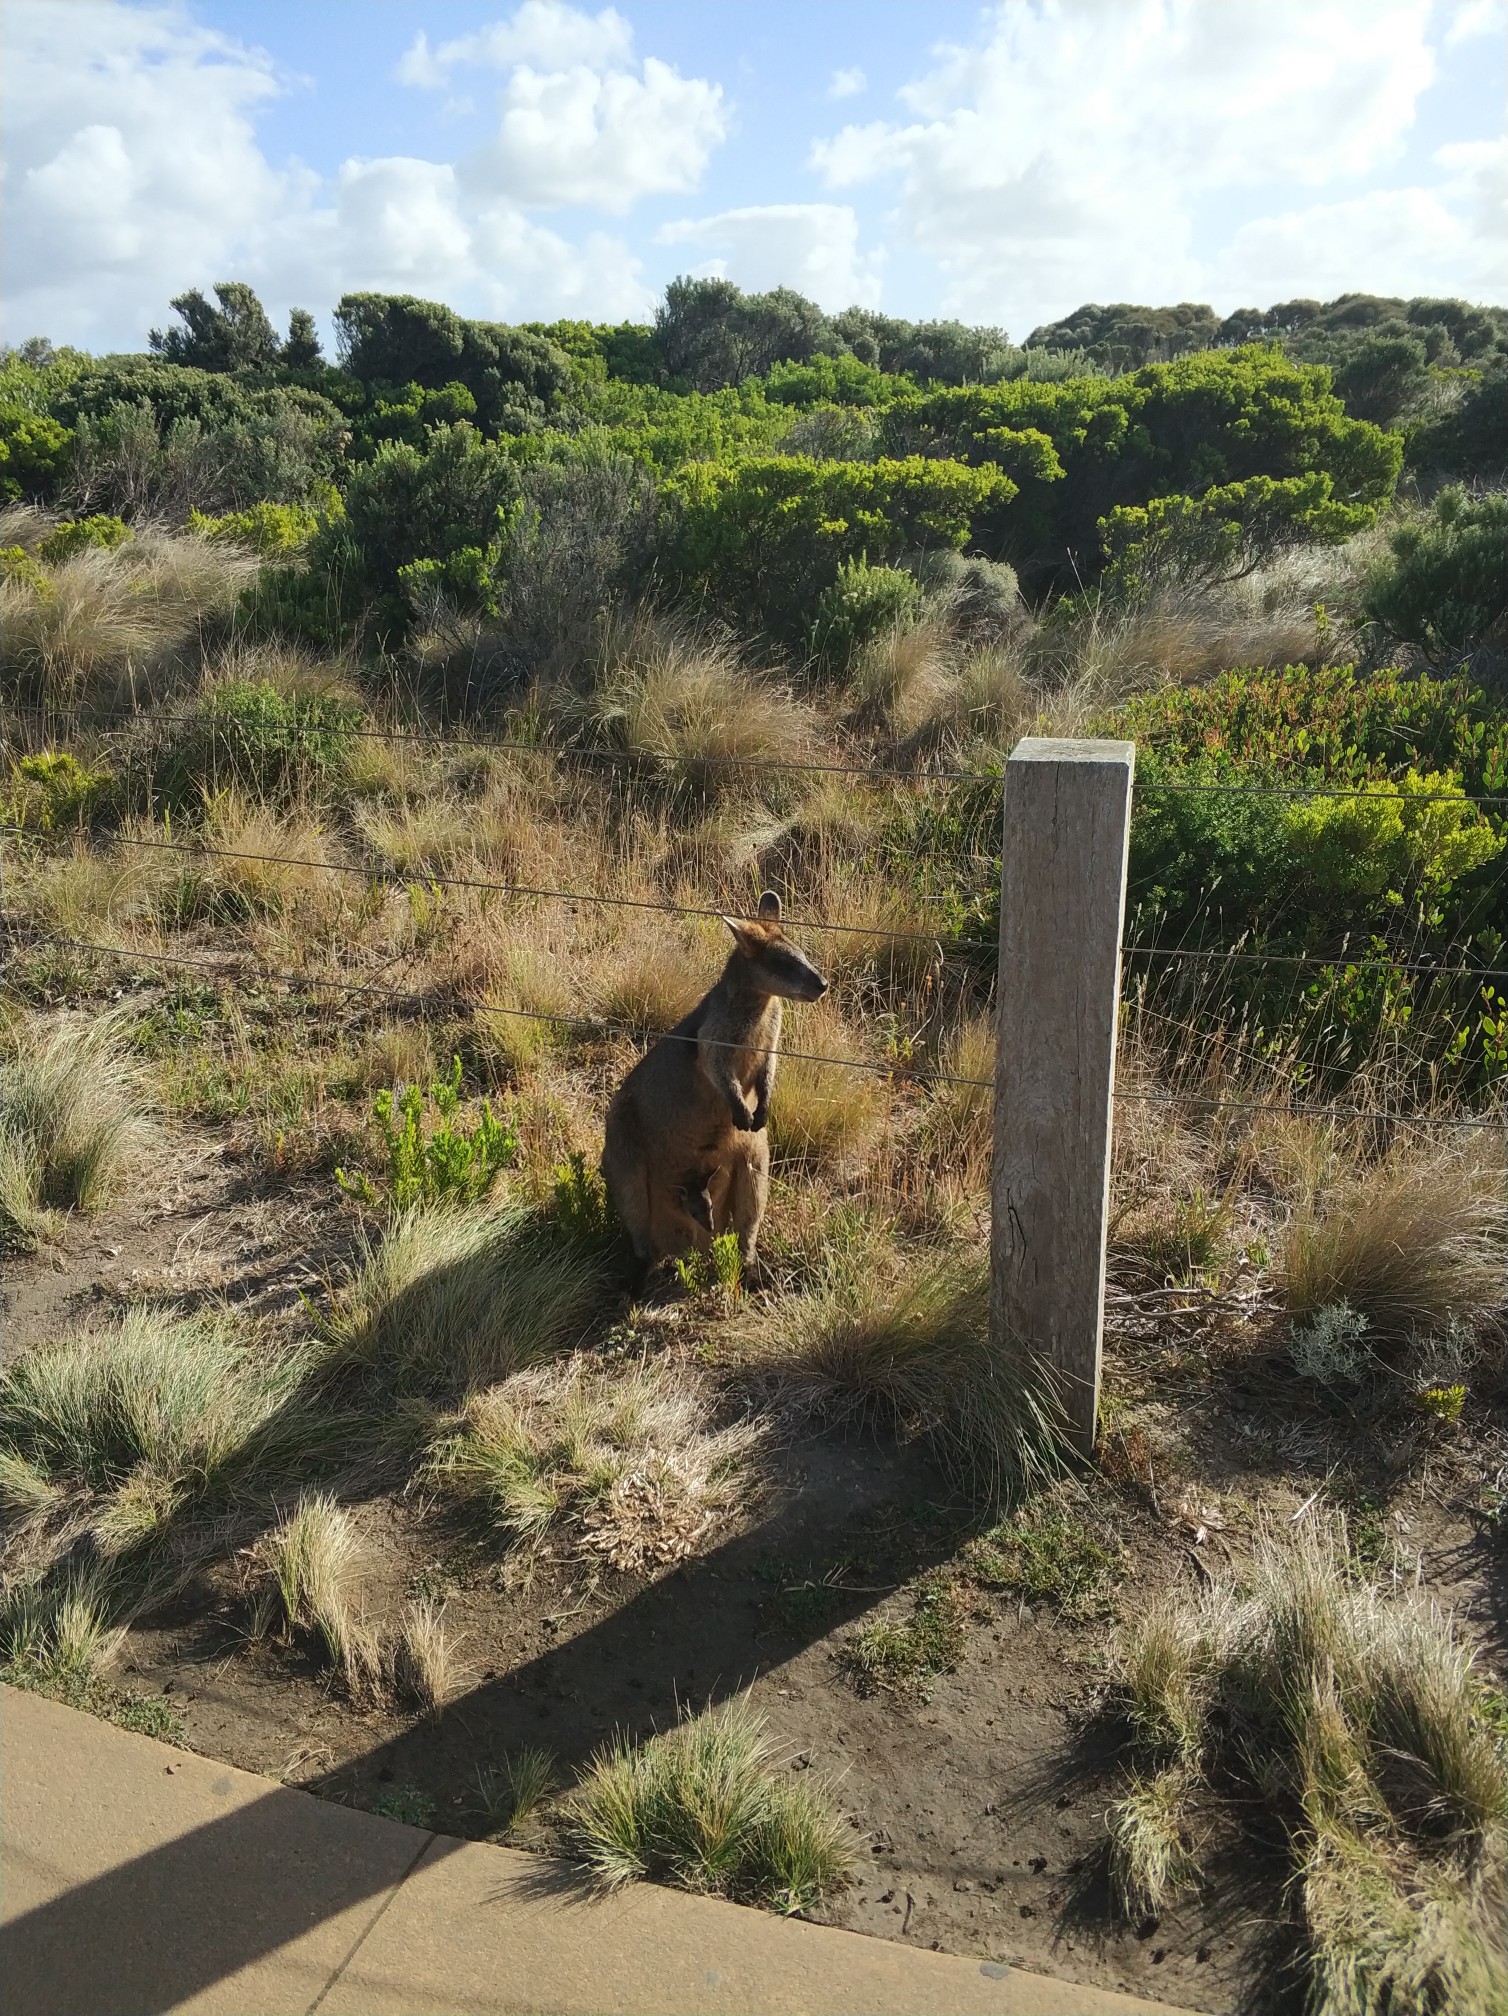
[1281,1144,1507,1352]
[567,1697,851,1914]
[583,618,810,799]
[737,1248,1066,1502]
[0,1309,319,1543]
[0,1017,145,1248]
[0,1564,121,1697]
[0,530,256,711]
[1108,1518,1508,2011]
[323,1203,617,1394]
[255,1490,365,1675]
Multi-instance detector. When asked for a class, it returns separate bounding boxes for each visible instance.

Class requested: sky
[3,0,1505,353]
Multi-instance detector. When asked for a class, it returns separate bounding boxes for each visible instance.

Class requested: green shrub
[0,404,72,501]
[188,500,324,554]
[808,557,921,668]
[666,453,1011,639]
[0,545,50,593]
[1362,487,1508,657]
[2,751,112,832]
[156,677,362,806]
[37,516,131,565]
[337,1057,518,1213]
[1100,473,1375,598]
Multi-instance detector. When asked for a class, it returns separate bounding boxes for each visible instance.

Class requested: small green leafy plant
[673,1230,742,1297]
[337,1056,518,1212]
[551,1151,616,1244]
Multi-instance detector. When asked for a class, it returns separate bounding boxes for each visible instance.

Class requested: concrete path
[2,1685,1205,2016]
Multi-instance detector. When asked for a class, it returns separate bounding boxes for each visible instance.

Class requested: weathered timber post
[991,736,1135,1456]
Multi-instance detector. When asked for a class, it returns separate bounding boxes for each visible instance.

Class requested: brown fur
[601,892,827,1268]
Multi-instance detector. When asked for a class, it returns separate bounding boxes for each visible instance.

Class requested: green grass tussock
[737,1248,1067,1503]
[0,1307,349,1556]
[322,1202,618,1394]
[1108,1518,1508,2013]
[0,1016,145,1248]
[567,1697,852,1914]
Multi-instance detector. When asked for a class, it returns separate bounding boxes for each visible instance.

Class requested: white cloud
[401,3,728,213]
[807,0,1502,331]
[658,203,884,307]
[464,55,727,212]
[1444,0,1506,46]
[828,66,866,100]
[1215,139,1508,304]
[397,4,635,86]
[0,0,716,348]
[2,1,286,344]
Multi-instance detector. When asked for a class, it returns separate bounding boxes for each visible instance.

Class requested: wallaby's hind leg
[725,1133,770,1264]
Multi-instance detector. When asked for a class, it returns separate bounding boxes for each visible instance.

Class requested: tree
[830,309,1017,384]
[284,309,324,368]
[149,282,283,372]
[1023,302,1223,370]
[1331,332,1430,425]
[332,293,571,433]
[653,278,839,392]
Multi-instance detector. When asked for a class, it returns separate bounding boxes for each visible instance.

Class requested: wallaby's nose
[814,975,830,998]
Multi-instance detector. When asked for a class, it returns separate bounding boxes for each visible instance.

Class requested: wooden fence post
[991,736,1136,1456]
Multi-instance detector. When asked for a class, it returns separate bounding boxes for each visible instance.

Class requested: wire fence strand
[0,701,1003,787]
[16,928,1506,1132]
[0,823,956,948]
[13,696,1508,809]
[12,929,989,1087]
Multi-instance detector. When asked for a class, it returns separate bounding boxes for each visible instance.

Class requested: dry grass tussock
[0,1016,145,1248]
[735,1245,1066,1501]
[580,618,811,798]
[427,1352,764,1570]
[24,834,171,940]
[917,1011,995,1187]
[390,1595,466,1712]
[767,997,888,1177]
[1032,585,1320,696]
[188,791,344,927]
[355,783,538,881]
[1111,1517,1508,2013]
[844,616,956,739]
[1,529,257,712]
[252,1490,366,1677]
[584,910,723,1035]
[0,1308,323,1554]
[567,1695,852,1914]
[322,1203,617,1394]
[1281,1139,1508,1352]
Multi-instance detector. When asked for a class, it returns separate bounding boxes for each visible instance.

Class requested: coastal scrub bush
[1362,488,1508,658]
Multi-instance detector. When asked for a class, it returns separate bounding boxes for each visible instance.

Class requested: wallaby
[601,891,827,1268]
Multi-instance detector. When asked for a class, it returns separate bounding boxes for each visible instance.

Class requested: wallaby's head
[723,891,828,1001]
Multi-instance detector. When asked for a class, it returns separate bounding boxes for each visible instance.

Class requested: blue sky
[3,0,1505,351]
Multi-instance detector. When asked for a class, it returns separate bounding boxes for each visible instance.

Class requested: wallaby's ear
[722,914,758,950]
[757,890,782,921]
